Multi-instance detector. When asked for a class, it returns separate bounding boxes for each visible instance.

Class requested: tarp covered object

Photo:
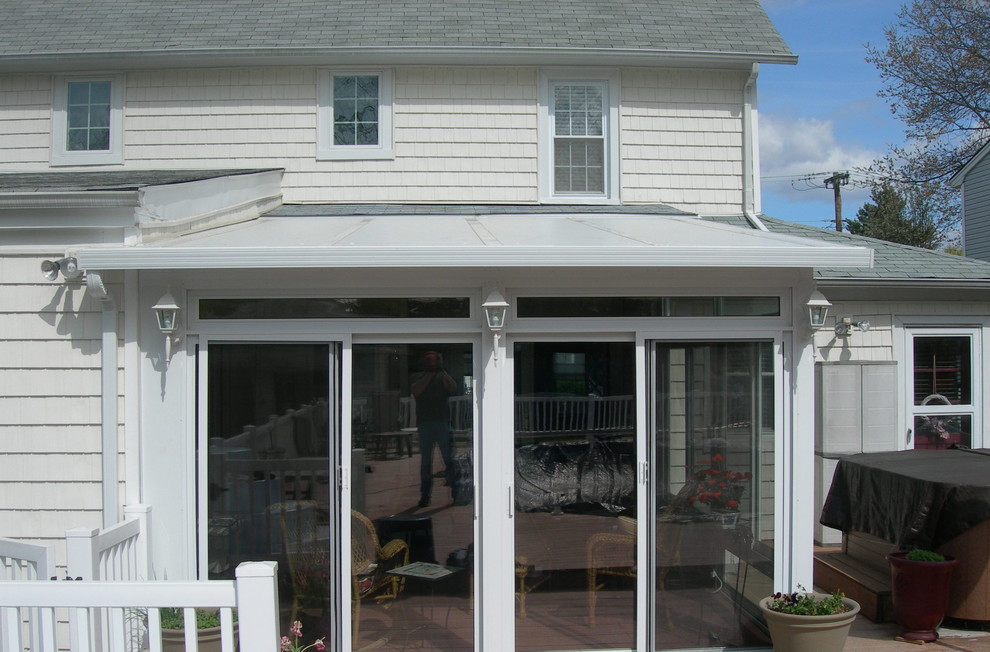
[514,439,634,513]
[820,448,990,550]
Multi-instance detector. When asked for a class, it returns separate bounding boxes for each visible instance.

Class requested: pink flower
[314,639,326,651]
[290,621,303,637]
[280,636,292,651]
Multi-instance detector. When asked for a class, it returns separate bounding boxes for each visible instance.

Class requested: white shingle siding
[0,256,118,556]
[0,74,51,165]
[621,69,745,213]
[815,300,990,363]
[0,66,747,213]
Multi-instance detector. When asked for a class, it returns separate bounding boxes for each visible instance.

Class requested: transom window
[317,69,394,160]
[51,75,123,166]
[517,296,780,318]
[198,296,469,320]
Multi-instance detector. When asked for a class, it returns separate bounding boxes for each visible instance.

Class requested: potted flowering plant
[687,454,751,526]
[280,620,325,651]
[759,588,860,652]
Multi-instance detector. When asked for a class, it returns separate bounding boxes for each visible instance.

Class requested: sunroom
[67,199,871,652]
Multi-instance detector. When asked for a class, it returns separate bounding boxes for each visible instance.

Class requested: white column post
[234,561,280,651]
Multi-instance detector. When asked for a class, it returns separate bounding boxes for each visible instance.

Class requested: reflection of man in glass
[411,351,457,508]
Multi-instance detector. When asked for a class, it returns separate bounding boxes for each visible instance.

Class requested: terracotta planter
[759,594,860,652]
[888,551,958,642]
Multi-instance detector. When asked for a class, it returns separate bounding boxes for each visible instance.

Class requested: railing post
[123,504,152,580]
[65,527,98,581]
[234,561,280,652]
[65,527,101,651]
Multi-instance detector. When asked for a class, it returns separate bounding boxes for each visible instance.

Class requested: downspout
[742,63,769,232]
[87,272,119,528]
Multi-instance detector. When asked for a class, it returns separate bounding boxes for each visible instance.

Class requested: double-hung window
[317,70,393,160]
[539,70,620,203]
[51,75,123,165]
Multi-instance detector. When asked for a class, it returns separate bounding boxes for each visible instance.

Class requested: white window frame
[51,74,124,166]
[317,69,394,161]
[538,69,620,204]
[903,326,982,450]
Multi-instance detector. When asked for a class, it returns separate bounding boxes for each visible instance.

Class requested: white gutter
[742,63,769,232]
[0,192,138,209]
[0,47,799,73]
[818,278,990,289]
[86,272,119,528]
[77,244,874,270]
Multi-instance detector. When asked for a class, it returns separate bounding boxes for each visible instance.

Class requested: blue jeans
[419,421,453,498]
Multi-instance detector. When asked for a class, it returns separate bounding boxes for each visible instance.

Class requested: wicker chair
[586,482,697,627]
[351,509,409,642]
[586,531,637,627]
[268,500,329,624]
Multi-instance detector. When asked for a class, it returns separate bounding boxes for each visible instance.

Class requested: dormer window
[51,75,124,166]
[317,69,394,160]
[539,69,620,204]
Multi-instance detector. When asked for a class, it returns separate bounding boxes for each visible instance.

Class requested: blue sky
[758,0,907,227]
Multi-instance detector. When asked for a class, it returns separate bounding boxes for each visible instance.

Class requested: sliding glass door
[513,341,637,651]
[350,343,476,651]
[200,336,777,651]
[651,341,775,650]
[204,342,338,643]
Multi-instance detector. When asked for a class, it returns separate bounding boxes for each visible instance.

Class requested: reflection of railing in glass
[514,395,634,434]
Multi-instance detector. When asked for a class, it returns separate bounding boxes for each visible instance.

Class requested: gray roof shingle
[0,170,277,193]
[756,215,990,282]
[0,0,792,61]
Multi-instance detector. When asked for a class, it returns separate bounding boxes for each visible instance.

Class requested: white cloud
[759,113,877,206]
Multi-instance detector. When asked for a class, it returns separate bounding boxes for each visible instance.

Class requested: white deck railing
[0,537,55,652]
[0,561,279,652]
[66,504,151,582]
[63,505,151,651]
[0,537,53,582]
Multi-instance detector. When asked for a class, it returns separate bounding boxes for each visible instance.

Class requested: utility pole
[823,171,850,232]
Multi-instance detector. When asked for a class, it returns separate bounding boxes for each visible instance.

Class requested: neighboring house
[951,140,990,261]
[1,2,989,651]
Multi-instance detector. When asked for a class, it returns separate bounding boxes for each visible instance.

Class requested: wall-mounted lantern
[152,289,181,365]
[482,289,509,363]
[806,291,831,330]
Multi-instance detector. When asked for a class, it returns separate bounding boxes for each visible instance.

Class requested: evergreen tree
[845,181,946,249]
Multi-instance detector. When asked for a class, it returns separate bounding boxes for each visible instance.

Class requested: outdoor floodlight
[834,316,870,337]
[40,257,81,281]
